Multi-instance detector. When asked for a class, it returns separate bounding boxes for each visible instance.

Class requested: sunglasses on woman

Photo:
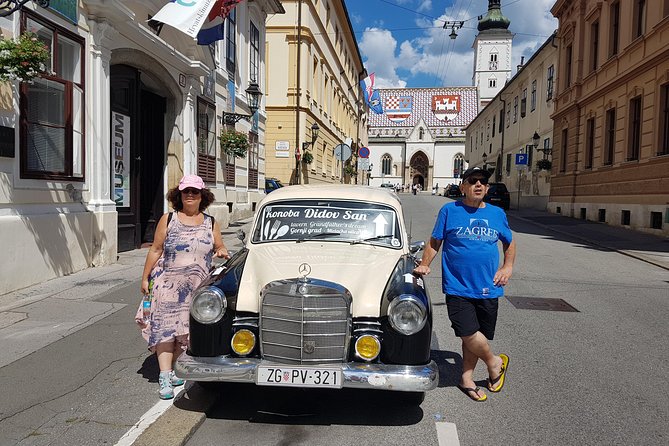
[181,188,201,195]
[465,176,489,185]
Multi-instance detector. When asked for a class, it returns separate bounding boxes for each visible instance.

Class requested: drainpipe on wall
[294,0,302,185]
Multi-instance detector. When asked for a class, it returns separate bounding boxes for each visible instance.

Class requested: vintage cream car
[175,185,438,403]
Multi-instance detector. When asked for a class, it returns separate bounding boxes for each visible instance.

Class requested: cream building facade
[0,0,283,294]
[550,0,669,235]
[466,34,558,210]
[264,0,367,186]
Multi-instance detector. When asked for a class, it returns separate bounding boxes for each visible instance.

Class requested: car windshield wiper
[295,232,341,243]
[350,234,394,245]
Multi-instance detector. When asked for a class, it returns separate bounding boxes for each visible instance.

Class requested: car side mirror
[409,241,425,254]
[236,229,246,242]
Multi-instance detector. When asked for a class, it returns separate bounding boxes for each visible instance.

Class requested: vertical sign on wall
[112,111,131,207]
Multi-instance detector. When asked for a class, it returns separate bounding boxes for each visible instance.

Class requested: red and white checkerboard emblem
[384,95,412,123]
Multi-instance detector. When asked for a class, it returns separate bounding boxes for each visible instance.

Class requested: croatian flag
[360,73,383,114]
[198,0,243,45]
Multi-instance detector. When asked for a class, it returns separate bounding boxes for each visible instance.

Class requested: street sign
[358,146,370,158]
[358,158,370,170]
[334,144,352,162]
[515,153,528,165]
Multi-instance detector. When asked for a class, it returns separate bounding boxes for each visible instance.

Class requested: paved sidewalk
[510,208,669,271]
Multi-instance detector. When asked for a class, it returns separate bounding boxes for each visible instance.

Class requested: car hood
[235,242,404,317]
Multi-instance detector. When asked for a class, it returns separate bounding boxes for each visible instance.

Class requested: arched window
[381,154,392,175]
[419,127,424,140]
[453,153,465,178]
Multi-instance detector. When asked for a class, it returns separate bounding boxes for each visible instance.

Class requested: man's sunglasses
[465,176,489,185]
[181,188,201,195]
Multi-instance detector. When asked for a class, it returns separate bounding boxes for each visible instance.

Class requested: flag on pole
[151,0,217,39]
[360,73,383,114]
[197,0,243,45]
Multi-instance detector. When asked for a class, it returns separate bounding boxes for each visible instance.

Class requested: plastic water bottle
[142,279,154,323]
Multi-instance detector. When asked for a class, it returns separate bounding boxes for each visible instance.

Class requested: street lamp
[0,0,49,18]
[295,123,319,185]
[301,123,320,150]
[444,21,465,40]
[221,81,263,125]
[534,131,553,158]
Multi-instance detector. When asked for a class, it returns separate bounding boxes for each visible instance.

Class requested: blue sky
[345,0,558,88]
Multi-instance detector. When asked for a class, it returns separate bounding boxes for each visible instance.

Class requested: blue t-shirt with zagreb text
[431,201,513,299]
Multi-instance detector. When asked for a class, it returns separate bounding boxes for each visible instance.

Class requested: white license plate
[256,366,342,388]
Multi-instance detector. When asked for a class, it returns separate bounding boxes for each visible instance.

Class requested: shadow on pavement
[195,382,424,426]
[137,354,159,383]
[431,349,463,388]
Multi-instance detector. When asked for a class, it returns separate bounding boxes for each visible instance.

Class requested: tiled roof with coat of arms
[367,87,479,129]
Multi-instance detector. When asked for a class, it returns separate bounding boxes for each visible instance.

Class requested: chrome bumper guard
[175,353,439,393]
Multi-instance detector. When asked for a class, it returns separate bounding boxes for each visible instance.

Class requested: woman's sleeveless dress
[137,213,214,351]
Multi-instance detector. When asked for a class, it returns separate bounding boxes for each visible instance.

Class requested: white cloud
[417,0,432,12]
[358,0,558,87]
[358,28,407,88]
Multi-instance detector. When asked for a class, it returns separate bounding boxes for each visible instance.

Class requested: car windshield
[252,199,402,248]
[488,184,507,194]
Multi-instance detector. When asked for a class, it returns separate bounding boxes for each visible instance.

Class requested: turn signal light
[355,335,381,361]
[231,329,256,355]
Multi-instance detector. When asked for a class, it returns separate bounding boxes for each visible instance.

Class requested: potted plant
[0,32,50,83]
[344,164,357,177]
[301,151,313,165]
[536,159,552,171]
[220,129,249,158]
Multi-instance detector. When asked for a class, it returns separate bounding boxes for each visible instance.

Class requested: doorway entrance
[409,151,428,190]
[111,64,167,252]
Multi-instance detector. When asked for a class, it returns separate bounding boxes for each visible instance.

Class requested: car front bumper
[175,353,439,393]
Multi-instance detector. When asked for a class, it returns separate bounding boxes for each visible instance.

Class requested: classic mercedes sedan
[175,185,438,403]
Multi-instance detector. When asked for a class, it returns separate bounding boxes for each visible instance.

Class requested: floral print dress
[136,212,214,351]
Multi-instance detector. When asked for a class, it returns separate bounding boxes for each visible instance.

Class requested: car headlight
[387,294,427,335]
[191,286,226,324]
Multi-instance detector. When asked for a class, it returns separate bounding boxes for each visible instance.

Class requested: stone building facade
[550,0,669,235]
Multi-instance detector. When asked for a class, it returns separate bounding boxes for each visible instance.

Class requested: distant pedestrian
[413,167,516,402]
[412,183,417,195]
[136,175,230,399]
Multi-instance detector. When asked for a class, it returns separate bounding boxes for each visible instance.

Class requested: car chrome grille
[260,280,351,364]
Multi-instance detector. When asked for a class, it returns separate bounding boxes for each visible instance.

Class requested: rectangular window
[659,84,669,155]
[590,21,599,71]
[20,14,85,180]
[650,212,663,229]
[547,65,554,100]
[488,78,496,88]
[506,107,510,127]
[513,96,518,123]
[609,2,620,57]
[633,0,646,38]
[196,98,217,183]
[531,80,537,111]
[249,22,259,82]
[520,89,527,118]
[248,132,258,189]
[665,0,669,17]
[628,96,642,161]
[226,9,236,74]
[505,153,511,175]
[621,210,631,225]
[585,117,595,169]
[560,128,568,172]
[492,115,496,137]
[566,45,573,87]
[604,108,616,164]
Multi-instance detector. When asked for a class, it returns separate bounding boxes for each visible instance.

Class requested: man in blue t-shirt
[414,167,516,402]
